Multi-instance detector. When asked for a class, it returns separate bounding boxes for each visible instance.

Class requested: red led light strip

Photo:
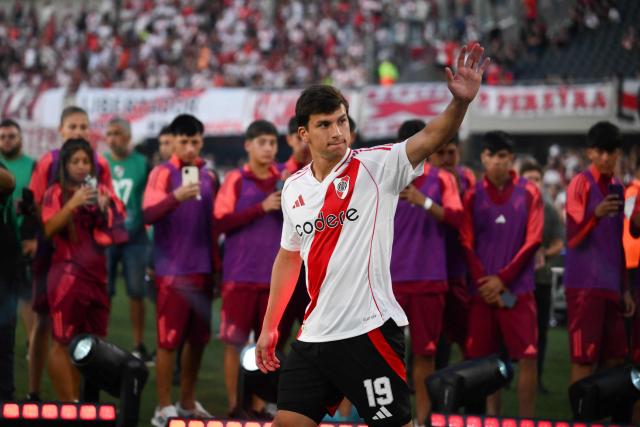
[429,413,631,427]
[163,419,632,427]
[0,402,116,421]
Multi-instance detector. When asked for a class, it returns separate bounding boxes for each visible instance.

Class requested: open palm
[445,43,490,103]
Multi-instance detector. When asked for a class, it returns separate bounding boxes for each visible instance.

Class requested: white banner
[473,84,613,117]
[6,82,637,146]
[615,79,640,128]
[359,83,452,139]
[72,87,250,143]
[250,88,362,134]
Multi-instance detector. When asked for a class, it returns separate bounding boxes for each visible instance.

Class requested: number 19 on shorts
[363,377,394,407]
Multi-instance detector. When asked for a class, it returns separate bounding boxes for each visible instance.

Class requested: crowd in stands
[1,0,635,92]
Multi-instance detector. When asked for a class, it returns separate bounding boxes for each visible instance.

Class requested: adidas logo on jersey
[495,214,507,224]
[372,406,393,420]
[292,194,305,209]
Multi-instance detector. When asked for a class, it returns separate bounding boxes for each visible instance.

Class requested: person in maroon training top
[459,131,542,417]
[390,119,463,426]
[143,114,219,426]
[215,119,306,418]
[41,138,125,401]
[27,106,114,402]
[564,121,635,386]
[429,135,475,368]
[629,194,640,424]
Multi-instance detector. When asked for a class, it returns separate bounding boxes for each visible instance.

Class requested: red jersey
[42,183,125,283]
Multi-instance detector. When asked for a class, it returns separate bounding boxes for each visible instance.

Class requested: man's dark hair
[348,115,357,133]
[519,160,543,177]
[287,117,298,136]
[158,125,172,137]
[0,118,21,132]
[586,121,622,152]
[60,106,88,127]
[169,114,204,136]
[246,120,278,140]
[482,131,515,154]
[397,119,426,141]
[295,85,349,128]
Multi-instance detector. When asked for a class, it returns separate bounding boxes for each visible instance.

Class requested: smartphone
[608,183,624,213]
[83,175,98,204]
[181,166,200,186]
[275,180,285,191]
[500,290,517,309]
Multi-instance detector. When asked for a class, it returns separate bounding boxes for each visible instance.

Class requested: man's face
[158,134,174,161]
[60,113,90,141]
[106,124,130,158]
[174,133,203,165]
[522,169,542,190]
[0,125,22,158]
[481,149,513,181]
[300,104,350,161]
[430,142,459,171]
[587,147,619,176]
[246,134,278,167]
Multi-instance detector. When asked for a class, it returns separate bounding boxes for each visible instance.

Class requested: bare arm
[545,237,564,258]
[255,247,303,373]
[406,43,489,168]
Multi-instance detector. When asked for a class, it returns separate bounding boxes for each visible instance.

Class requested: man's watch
[423,197,434,211]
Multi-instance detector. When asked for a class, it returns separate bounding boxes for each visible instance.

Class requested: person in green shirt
[104,117,152,362]
[0,119,37,351]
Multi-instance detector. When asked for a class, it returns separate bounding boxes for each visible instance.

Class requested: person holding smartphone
[41,139,125,401]
[27,106,114,402]
[389,119,464,426]
[459,131,543,417]
[565,121,635,387]
[143,114,218,426]
[214,119,304,419]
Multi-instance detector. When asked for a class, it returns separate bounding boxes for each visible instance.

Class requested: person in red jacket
[459,132,543,417]
[27,106,114,401]
[42,138,125,400]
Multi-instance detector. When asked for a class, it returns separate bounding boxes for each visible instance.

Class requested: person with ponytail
[41,138,126,401]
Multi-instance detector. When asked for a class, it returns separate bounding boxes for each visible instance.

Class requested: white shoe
[175,401,213,418]
[151,405,178,427]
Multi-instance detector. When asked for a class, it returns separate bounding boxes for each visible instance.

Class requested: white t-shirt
[280,141,425,342]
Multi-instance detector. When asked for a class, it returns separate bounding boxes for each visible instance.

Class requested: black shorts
[277,319,411,426]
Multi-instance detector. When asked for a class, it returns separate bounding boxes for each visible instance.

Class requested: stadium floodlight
[236,344,285,414]
[69,334,149,427]
[569,364,640,424]
[426,355,514,414]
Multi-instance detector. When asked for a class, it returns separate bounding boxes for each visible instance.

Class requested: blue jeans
[107,230,149,299]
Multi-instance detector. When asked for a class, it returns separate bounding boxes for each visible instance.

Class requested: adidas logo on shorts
[372,406,393,420]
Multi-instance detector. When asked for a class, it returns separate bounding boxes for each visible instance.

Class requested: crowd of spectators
[0,0,635,93]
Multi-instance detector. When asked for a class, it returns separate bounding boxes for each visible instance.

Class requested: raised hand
[445,43,490,104]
